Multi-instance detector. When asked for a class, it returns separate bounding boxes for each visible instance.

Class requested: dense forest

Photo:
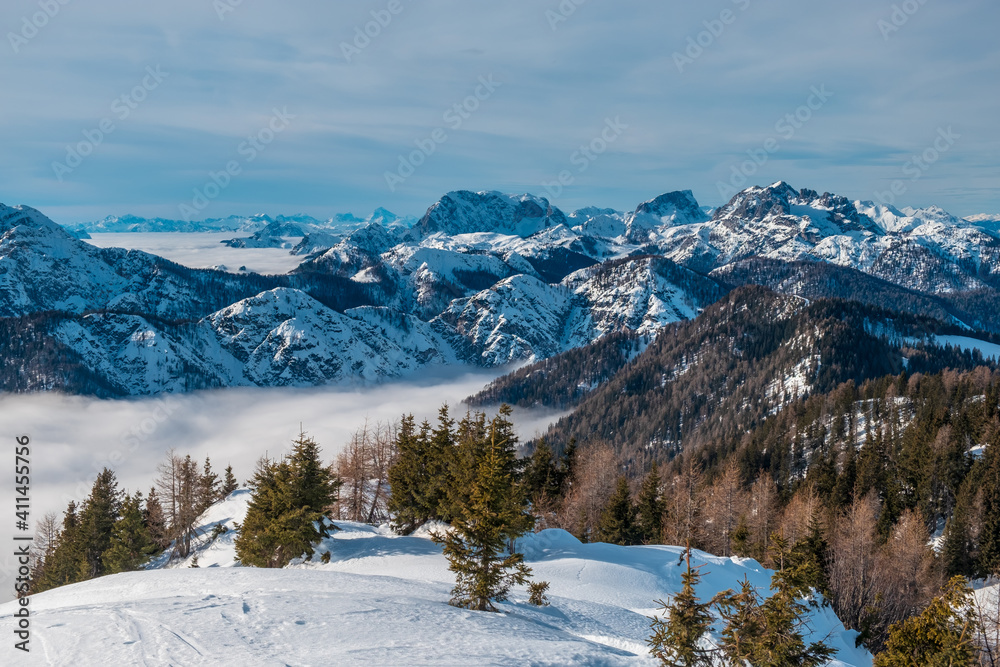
[486,287,997,459]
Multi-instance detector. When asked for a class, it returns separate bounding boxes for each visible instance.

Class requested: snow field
[0,491,871,666]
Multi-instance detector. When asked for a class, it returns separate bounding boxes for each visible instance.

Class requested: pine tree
[731,515,751,558]
[427,405,457,522]
[523,439,562,505]
[235,434,340,568]
[596,476,638,546]
[637,463,666,545]
[75,468,122,580]
[778,512,831,600]
[558,439,578,498]
[234,457,284,568]
[197,456,220,513]
[221,465,239,498]
[647,549,717,666]
[943,496,974,578]
[144,487,170,551]
[170,454,201,558]
[873,576,977,667]
[833,444,857,510]
[103,491,158,574]
[32,501,82,593]
[388,414,448,533]
[285,432,340,529]
[718,567,836,667]
[431,409,535,612]
[978,442,1000,576]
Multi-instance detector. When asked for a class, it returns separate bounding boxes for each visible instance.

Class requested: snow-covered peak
[631,190,708,227]
[413,190,568,239]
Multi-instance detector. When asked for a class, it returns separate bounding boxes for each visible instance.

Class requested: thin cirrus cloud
[0,0,996,223]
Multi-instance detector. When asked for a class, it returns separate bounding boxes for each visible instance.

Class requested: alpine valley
[3,182,1000,397]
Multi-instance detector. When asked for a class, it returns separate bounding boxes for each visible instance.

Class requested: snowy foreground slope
[1,492,871,666]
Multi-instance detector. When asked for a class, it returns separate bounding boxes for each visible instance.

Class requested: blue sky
[1,0,997,223]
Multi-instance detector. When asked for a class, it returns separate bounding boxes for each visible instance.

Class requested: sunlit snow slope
[0,491,871,666]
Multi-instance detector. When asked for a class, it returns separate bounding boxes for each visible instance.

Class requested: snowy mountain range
[68,208,414,235]
[4,182,1000,395]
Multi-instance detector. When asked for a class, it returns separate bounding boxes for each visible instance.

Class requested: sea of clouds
[0,371,567,600]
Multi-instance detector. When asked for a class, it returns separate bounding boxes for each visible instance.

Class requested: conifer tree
[75,468,122,580]
[718,567,836,666]
[197,456,220,513]
[523,439,562,505]
[442,410,489,523]
[32,501,82,593]
[235,434,340,568]
[637,462,665,544]
[431,409,535,612]
[647,549,717,666]
[788,512,831,599]
[103,491,158,574]
[596,476,638,546]
[221,465,239,498]
[388,414,448,533]
[27,512,60,593]
[144,487,170,551]
[873,576,977,667]
[978,443,1000,576]
[558,439,578,498]
[731,515,751,558]
[943,501,974,578]
[388,415,425,533]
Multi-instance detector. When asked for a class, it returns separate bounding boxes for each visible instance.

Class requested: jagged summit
[413,190,568,238]
[5,182,1000,395]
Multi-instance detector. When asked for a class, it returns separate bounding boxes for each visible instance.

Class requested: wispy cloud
[1,0,997,220]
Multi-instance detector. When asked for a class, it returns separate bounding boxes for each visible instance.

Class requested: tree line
[29,454,237,594]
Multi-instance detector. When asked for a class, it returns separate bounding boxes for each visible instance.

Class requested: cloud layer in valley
[0,372,564,601]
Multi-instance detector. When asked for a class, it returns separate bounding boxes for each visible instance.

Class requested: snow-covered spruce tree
[234,434,340,568]
[647,549,717,666]
[432,407,535,612]
[102,491,159,574]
